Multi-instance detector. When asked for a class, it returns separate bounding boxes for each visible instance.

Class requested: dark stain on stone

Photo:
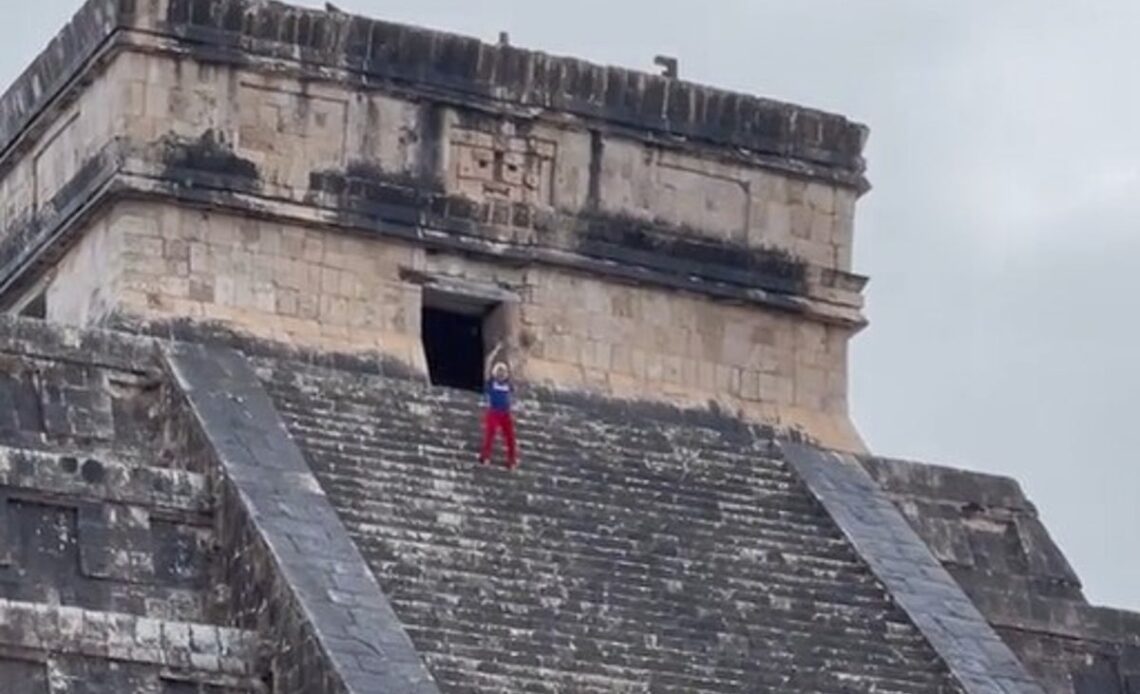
[577,214,808,295]
[80,458,105,484]
[45,151,114,216]
[160,130,260,193]
[150,474,170,495]
[586,130,603,211]
[525,383,772,439]
[303,161,811,303]
[451,108,494,134]
[0,145,121,303]
[309,162,441,227]
[60,456,79,474]
[416,103,446,187]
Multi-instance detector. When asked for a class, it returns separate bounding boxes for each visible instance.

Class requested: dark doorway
[422,306,485,391]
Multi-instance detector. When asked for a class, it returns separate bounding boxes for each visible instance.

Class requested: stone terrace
[260,358,961,693]
[0,319,262,692]
[863,457,1140,693]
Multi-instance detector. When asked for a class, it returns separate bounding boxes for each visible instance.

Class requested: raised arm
[484,343,504,380]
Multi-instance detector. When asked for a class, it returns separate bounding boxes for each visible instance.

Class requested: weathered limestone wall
[45,209,124,326]
[0,0,870,448]
[100,201,425,367]
[42,200,858,448]
[0,52,132,225]
[1,47,862,309]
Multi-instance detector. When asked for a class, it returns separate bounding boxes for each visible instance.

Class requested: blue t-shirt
[486,378,512,412]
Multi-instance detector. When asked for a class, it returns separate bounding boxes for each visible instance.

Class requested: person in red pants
[479,343,518,469]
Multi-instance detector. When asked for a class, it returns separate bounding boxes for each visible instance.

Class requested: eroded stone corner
[779,442,1045,694]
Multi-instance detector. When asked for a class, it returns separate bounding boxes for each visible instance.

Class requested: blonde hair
[491,362,509,379]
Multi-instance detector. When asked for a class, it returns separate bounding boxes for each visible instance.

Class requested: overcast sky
[6,2,1137,611]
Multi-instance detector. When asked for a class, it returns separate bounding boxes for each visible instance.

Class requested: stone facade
[0,0,868,449]
[51,200,855,446]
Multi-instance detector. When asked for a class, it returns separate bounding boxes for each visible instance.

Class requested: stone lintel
[780,442,1046,694]
[163,341,441,694]
[402,269,523,308]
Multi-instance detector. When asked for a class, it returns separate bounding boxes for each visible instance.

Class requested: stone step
[0,599,261,685]
[274,399,771,458]
[340,508,873,582]
[275,402,789,462]
[360,549,896,607]
[267,381,763,441]
[422,650,945,694]
[317,468,835,531]
[387,591,937,657]
[295,432,805,496]
[309,473,845,558]
[287,426,818,508]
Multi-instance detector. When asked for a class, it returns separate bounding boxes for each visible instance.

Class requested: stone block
[805,181,837,215]
[37,366,115,441]
[0,656,48,694]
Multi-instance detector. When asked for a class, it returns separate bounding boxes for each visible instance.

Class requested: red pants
[480,410,518,467]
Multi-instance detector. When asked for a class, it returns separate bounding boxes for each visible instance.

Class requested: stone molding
[0,1,867,190]
[0,445,210,514]
[0,598,258,676]
[0,158,867,328]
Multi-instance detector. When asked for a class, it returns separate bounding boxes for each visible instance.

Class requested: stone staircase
[260,359,963,694]
[0,336,264,692]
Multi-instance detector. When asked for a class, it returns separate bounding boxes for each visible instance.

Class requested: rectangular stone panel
[0,368,43,437]
[6,500,80,604]
[36,365,115,441]
[654,153,750,241]
[237,82,348,177]
[32,110,83,212]
[0,656,49,694]
[77,502,154,583]
[449,127,556,205]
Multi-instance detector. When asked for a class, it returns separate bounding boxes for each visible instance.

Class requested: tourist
[479,343,518,469]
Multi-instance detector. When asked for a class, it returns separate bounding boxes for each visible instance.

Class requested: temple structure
[0,1,1134,692]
